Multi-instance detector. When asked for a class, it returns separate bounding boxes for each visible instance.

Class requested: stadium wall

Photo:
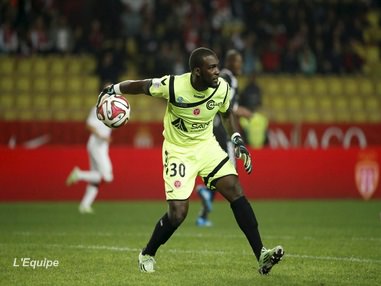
[0,147,380,201]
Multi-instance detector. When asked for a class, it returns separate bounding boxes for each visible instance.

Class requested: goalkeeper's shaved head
[189,47,217,71]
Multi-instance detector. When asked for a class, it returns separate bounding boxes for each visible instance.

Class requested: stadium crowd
[0,0,380,78]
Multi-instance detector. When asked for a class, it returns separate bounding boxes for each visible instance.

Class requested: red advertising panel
[0,147,380,201]
[268,123,381,149]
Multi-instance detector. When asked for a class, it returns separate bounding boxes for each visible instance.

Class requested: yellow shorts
[162,137,238,200]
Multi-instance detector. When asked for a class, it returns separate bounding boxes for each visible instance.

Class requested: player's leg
[79,183,98,214]
[66,166,102,186]
[201,138,283,274]
[195,184,213,226]
[69,168,102,184]
[215,175,284,274]
[139,141,195,272]
[66,145,108,187]
[78,152,100,213]
[79,148,112,213]
[66,166,80,186]
[215,175,263,257]
[142,200,188,256]
[139,200,189,272]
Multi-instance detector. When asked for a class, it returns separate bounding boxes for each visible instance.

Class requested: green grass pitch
[0,200,380,286]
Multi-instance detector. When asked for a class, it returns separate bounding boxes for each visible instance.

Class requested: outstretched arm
[115,79,152,95]
[97,79,151,107]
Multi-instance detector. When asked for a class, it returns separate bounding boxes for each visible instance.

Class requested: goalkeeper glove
[96,84,116,107]
[231,132,252,174]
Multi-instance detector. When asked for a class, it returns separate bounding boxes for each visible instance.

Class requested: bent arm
[97,79,152,107]
[221,107,253,174]
[220,107,240,138]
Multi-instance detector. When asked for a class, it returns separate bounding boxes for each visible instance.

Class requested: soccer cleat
[138,251,156,273]
[258,246,284,275]
[196,217,212,227]
[197,186,213,212]
[78,205,94,214]
[66,167,79,186]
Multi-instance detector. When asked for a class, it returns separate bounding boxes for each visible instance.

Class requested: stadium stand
[0,0,380,142]
[0,53,380,123]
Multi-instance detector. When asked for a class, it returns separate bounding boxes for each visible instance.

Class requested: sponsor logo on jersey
[193,108,200,115]
[191,120,211,130]
[206,100,222,110]
[177,97,184,103]
[171,118,188,132]
[355,159,379,200]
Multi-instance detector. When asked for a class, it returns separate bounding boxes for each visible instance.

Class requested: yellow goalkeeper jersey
[149,72,230,146]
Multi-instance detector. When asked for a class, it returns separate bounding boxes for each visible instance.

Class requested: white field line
[2,242,381,265]
[11,231,381,242]
[285,254,381,264]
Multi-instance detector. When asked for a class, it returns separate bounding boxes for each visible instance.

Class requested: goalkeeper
[97,47,284,275]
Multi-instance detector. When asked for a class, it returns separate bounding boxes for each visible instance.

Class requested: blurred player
[238,72,269,148]
[97,47,284,275]
[195,49,252,227]
[66,103,113,214]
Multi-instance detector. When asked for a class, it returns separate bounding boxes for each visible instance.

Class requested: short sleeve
[149,75,170,100]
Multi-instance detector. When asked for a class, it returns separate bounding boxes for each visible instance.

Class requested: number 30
[169,163,186,177]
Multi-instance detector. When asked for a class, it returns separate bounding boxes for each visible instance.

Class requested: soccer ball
[97,95,131,128]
